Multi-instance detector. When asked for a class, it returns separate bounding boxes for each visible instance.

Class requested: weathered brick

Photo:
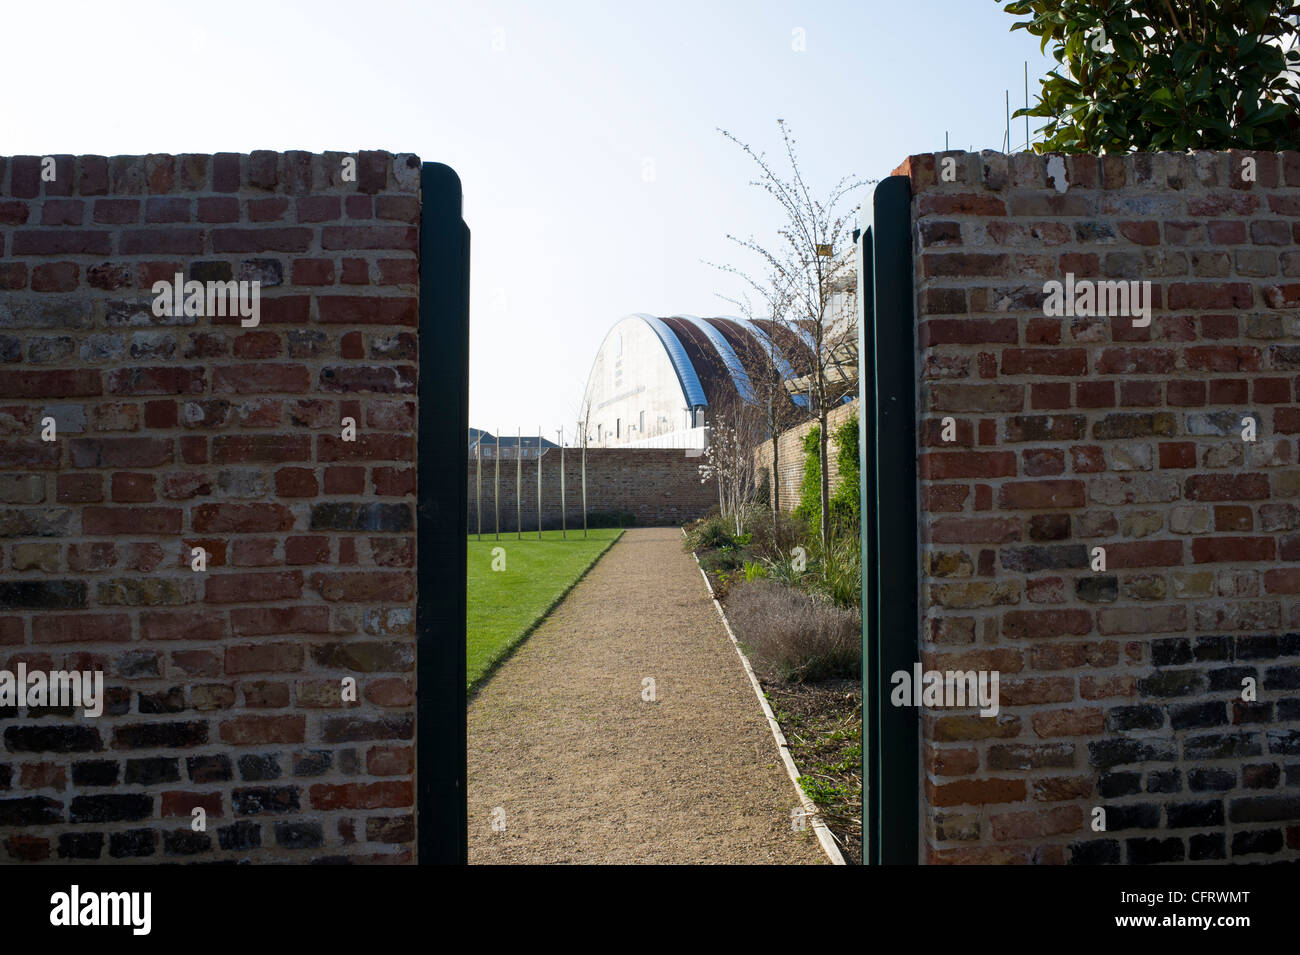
[204,571,302,603]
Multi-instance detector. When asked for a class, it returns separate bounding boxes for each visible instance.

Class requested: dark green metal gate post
[858,174,919,864]
[857,225,878,865]
[417,162,470,864]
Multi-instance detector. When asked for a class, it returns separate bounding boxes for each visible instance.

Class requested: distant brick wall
[0,150,421,862]
[467,448,716,531]
[903,149,1300,864]
[752,400,860,513]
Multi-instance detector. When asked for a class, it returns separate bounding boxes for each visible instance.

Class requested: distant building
[469,429,559,459]
[580,302,857,449]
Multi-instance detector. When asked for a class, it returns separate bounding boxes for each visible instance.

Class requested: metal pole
[516,426,522,540]
[537,426,542,540]
[1025,61,1029,150]
[475,435,482,541]
[494,427,500,540]
[559,426,566,540]
[581,422,588,539]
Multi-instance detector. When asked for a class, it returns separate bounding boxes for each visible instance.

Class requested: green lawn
[466,529,623,691]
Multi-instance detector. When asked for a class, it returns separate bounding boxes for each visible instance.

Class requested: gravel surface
[467,527,826,864]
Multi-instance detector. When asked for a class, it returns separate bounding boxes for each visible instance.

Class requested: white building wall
[582,316,696,447]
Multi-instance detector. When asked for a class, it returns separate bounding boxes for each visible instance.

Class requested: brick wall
[904,148,1300,864]
[0,150,422,862]
[752,399,859,513]
[467,447,716,531]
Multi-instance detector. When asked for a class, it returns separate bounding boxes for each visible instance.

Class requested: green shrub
[699,546,743,575]
[587,509,636,529]
[793,426,822,528]
[794,415,863,538]
[684,512,734,552]
[829,414,861,537]
[742,560,767,582]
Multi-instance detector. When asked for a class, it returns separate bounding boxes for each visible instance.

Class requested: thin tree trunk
[814,318,832,553]
[771,432,781,533]
[818,406,830,551]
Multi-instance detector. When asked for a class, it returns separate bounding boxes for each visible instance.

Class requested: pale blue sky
[7,0,1053,439]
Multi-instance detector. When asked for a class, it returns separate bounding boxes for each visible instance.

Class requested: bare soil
[467,527,826,864]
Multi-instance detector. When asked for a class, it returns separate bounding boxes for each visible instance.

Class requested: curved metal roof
[719,316,810,408]
[673,314,755,404]
[719,316,797,382]
[626,313,709,409]
[787,322,817,353]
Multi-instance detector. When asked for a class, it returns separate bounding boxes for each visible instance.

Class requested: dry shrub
[726,579,861,683]
[742,505,808,560]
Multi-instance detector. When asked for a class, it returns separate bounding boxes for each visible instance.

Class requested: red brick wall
[0,151,421,862]
[903,149,1300,864]
[468,447,717,531]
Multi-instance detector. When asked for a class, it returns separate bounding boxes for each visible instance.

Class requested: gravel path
[467,527,826,864]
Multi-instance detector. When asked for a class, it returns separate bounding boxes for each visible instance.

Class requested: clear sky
[8,0,1054,441]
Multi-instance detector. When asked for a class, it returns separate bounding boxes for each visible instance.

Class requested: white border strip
[687,535,846,866]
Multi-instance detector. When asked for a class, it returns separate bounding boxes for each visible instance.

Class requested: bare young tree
[697,389,764,537]
[711,269,804,536]
[716,119,871,550]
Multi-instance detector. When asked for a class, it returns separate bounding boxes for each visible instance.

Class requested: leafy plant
[829,414,861,537]
[1001,0,1300,152]
[799,775,850,806]
[793,425,823,529]
[812,534,862,610]
[699,547,743,576]
[684,513,735,553]
[794,417,862,538]
[762,549,814,588]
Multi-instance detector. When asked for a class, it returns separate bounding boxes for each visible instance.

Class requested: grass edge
[466,528,624,700]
